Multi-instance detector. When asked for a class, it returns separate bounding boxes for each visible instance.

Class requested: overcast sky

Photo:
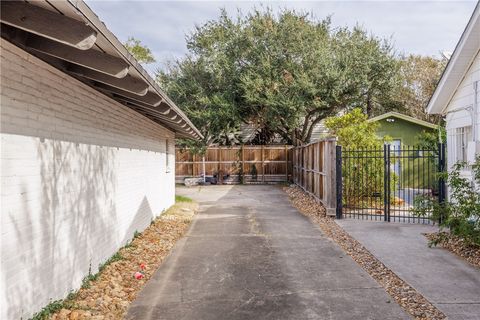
[85,0,478,75]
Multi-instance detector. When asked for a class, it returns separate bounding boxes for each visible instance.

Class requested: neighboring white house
[426,2,480,180]
[0,1,201,319]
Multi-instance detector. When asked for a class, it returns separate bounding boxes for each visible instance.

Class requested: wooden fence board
[176,145,293,184]
[292,138,337,216]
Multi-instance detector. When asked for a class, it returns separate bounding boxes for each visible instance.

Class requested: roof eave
[368,112,438,129]
[69,0,203,139]
[426,2,480,115]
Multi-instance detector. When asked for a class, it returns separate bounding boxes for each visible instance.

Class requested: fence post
[293,147,297,184]
[241,145,245,184]
[383,144,391,222]
[335,145,343,219]
[438,143,446,224]
[261,145,265,183]
[202,156,206,183]
[285,145,289,182]
[217,147,221,176]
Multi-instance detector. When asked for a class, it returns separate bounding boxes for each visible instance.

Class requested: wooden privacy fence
[293,138,337,216]
[176,145,293,184]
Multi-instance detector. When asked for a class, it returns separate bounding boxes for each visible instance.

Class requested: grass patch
[31,300,65,320]
[175,195,192,203]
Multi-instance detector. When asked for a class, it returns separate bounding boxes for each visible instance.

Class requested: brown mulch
[49,201,198,320]
[284,185,446,320]
[425,232,480,268]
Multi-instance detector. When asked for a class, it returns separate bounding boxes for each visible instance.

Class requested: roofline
[68,0,203,139]
[368,112,438,129]
[426,1,480,115]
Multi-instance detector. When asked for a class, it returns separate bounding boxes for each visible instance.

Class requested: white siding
[445,50,480,173]
[0,39,176,319]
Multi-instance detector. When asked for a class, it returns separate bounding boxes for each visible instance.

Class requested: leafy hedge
[414,156,480,246]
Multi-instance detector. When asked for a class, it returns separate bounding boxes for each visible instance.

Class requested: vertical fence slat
[176,145,294,184]
[290,138,337,216]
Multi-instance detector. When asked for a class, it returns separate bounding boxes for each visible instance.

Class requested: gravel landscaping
[284,185,447,320]
[425,232,480,268]
[42,199,198,320]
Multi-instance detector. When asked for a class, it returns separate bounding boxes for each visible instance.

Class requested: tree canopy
[124,37,156,64]
[393,54,446,122]
[158,9,443,146]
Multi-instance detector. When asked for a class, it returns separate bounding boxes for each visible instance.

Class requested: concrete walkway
[337,219,480,320]
[127,185,409,320]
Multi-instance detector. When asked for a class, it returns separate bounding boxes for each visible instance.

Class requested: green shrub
[30,300,65,320]
[414,155,480,246]
[325,108,395,207]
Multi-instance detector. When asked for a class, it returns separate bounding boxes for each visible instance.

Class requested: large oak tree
[158,9,401,145]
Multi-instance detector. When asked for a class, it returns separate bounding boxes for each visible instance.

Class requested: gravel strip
[284,186,446,320]
[425,232,480,268]
[49,201,198,320]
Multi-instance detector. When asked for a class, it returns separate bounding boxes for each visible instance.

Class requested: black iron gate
[335,144,446,223]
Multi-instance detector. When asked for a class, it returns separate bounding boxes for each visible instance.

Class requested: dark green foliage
[415,127,447,152]
[177,139,208,156]
[158,9,399,146]
[414,156,480,246]
[325,109,395,206]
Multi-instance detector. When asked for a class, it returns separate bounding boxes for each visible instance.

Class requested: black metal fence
[336,144,446,223]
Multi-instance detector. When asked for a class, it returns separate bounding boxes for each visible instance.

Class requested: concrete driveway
[127,185,409,320]
[337,219,480,320]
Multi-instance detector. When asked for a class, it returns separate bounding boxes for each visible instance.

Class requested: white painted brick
[1,39,176,320]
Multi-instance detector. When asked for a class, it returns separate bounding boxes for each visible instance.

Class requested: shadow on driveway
[127,185,410,320]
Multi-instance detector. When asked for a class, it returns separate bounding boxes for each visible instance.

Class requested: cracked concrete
[126,185,410,320]
[337,219,480,320]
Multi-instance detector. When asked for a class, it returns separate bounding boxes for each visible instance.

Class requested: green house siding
[374,117,436,146]
[372,116,437,189]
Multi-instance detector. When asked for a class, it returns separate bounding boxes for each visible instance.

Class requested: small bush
[30,300,65,320]
[414,155,480,246]
[325,108,395,207]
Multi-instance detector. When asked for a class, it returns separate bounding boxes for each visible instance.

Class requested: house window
[454,126,472,163]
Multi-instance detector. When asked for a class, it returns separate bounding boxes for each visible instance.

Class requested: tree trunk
[366,94,373,117]
[305,116,323,143]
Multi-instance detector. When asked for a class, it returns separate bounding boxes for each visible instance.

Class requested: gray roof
[0,0,202,139]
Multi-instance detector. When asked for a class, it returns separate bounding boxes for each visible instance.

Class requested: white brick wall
[0,39,176,319]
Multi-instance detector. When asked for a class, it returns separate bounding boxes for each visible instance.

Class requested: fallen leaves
[425,232,480,268]
[49,201,198,320]
[284,185,446,320]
